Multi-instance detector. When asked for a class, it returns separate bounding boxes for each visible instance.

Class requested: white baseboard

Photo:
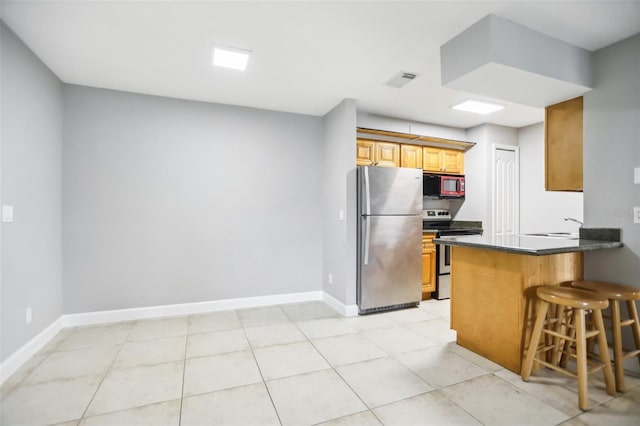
[0,317,64,385]
[0,289,349,386]
[63,291,324,327]
[323,292,358,317]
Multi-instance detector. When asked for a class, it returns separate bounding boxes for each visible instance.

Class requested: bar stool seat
[571,280,640,392]
[521,286,616,410]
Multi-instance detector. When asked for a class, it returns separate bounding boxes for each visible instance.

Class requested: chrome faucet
[564,217,583,226]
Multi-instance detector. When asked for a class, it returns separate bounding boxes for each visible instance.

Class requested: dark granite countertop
[433,234,623,256]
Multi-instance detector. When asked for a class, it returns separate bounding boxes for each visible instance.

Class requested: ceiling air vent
[386,71,418,88]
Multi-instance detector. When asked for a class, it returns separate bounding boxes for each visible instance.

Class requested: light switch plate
[634,207,640,224]
[2,205,14,222]
[635,167,640,184]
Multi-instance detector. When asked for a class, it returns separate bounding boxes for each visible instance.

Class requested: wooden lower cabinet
[421,233,437,299]
[450,246,584,373]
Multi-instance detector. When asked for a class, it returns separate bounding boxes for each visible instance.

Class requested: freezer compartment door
[359,166,422,216]
[358,215,422,312]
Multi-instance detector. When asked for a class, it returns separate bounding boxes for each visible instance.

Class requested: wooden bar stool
[570,280,640,392]
[521,286,616,410]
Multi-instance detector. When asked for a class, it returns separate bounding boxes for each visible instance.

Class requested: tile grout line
[241,307,284,426]
[6,301,638,425]
[77,320,138,421]
[0,330,67,399]
[302,304,483,425]
[295,313,388,425]
[178,318,192,426]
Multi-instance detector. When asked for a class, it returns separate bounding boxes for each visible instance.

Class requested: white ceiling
[2,1,639,129]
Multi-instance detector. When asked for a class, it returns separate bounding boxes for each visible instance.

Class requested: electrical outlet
[2,205,14,222]
[328,273,333,285]
[26,306,32,324]
[634,207,640,224]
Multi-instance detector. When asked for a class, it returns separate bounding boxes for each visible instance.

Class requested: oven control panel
[422,209,452,221]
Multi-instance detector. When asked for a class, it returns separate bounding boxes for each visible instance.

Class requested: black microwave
[423,174,465,198]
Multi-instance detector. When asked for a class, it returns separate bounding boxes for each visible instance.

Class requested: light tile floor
[1,300,640,426]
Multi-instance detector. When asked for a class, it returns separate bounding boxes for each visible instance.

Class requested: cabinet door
[423,147,442,172]
[400,144,423,169]
[421,233,437,296]
[375,142,400,167]
[441,149,464,174]
[422,251,436,294]
[356,139,376,166]
[545,96,583,191]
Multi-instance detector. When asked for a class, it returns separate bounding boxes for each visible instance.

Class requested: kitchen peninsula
[434,234,623,373]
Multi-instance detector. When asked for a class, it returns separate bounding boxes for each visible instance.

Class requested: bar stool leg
[575,308,589,410]
[522,301,549,381]
[628,300,640,365]
[592,308,616,396]
[560,308,575,368]
[611,300,625,392]
[551,305,567,366]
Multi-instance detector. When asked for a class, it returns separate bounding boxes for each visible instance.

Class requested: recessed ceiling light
[451,100,505,114]
[212,46,251,71]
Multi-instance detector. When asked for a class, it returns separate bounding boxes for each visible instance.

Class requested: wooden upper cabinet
[400,144,424,169]
[423,147,464,174]
[423,147,442,172]
[441,149,464,174]
[356,139,376,166]
[356,139,400,167]
[545,96,583,191]
[375,142,400,167]
[356,134,467,173]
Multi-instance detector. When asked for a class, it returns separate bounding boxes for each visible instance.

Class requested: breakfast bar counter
[433,234,623,373]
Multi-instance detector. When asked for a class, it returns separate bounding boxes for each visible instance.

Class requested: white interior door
[492,145,519,237]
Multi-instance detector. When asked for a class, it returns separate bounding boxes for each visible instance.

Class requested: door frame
[491,144,520,236]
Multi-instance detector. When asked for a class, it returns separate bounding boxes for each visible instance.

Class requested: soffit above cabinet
[357,128,475,152]
[441,14,594,108]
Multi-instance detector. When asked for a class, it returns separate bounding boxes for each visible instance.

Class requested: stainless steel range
[422,209,483,299]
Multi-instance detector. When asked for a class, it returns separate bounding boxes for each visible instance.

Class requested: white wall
[518,123,583,234]
[0,22,64,362]
[356,112,466,140]
[322,100,357,306]
[455,123,518,235]
[62,85,324,314]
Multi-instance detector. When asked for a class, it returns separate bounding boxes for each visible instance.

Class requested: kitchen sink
[522,232,579,240]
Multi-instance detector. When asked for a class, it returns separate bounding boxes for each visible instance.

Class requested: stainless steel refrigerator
[357,166,423,314]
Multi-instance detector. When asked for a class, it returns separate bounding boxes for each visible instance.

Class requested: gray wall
[322,100,357,306]
[583,33,640,373]
[63,85,324,313]
[1,22,64,362]
[518,123,583,234]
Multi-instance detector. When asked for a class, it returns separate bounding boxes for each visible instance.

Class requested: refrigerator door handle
[363,215,370,265]
[364,166,371,216]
